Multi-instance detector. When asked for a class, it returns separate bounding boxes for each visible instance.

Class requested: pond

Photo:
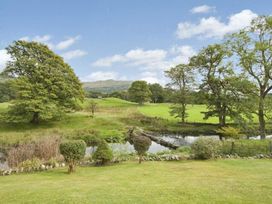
[86,135,220,155]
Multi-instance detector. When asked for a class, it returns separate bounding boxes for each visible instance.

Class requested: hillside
[82,80,132,93]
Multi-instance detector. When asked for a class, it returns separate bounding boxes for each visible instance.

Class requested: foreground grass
[0,160,271,204]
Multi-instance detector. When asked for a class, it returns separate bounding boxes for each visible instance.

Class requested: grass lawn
[0,159,271,204]
[138,103,220,123]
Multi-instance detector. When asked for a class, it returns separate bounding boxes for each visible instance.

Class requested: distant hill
[82,80,132,93]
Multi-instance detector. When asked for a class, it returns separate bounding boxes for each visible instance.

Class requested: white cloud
[191,5,216,14]
[81,71,120,82]
[0,49,11,71]
[61,49,87,60]
[177,9,257,39]
[55,36,81,50]
[19,35,82,52]
[92,48,167,70]
[91,46,195,72]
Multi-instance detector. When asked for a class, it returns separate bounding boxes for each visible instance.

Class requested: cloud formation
[55,36,81,50]
[190,5,216,14]
[81,71,127,82]
[61,49,87,60]
[177,9,257,39]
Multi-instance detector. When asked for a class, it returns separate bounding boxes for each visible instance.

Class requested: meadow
[0,160,271,204]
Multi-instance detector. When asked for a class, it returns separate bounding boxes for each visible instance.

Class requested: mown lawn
[0,159,271,204]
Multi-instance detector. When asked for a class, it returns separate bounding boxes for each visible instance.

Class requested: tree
[88,100,98,117]
[128,81,151,105]
[229,16,272,139]
[59,140,86,173]
[165,64,194,123]
[3,41,84,124]
[93,140,113,165]
[148,83,164,103]
[190,44,255,128]
[132,135,151,164]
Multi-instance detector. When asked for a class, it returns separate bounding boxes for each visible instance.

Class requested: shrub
[93,140,113,165]
[176,146,191,154]
[191,137,221,160]
[7,135,61,167]
[59,140,86,173]
[221,139,272,157]
[132,136,152,164]
[34,135,61,160]
[216,127,244,140]
[18,158,42,172]
[7,143,35,167]
[82,134,101,147]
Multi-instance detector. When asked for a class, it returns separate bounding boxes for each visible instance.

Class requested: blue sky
[0,0,271,84]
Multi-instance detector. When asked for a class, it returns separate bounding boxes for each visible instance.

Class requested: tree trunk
[181,103,186,123]
[31,112,39,124]
[258,96,266,139]
[68,163,75,173]
[139,155,142,164]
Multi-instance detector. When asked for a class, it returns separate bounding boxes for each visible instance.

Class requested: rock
[40,165,46,170]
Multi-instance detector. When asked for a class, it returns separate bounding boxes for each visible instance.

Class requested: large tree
[229,16,272,139]
[190,44,255,128]
[165,64,194,123]
[3,40,84,124]
[128,80,151,105]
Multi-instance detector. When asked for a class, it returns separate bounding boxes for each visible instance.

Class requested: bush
[18,158,42,172]
[59,140,86,173]
[7,135,61,167]
[191,137,221,160]
[7,143,35,167]
[93,140,113,165]
[132,136,152,164]
[221,139,272,157]
[82,134,101,147]
[216,127,244,140]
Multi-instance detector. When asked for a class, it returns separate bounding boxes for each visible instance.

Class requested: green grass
[0,160,271,204]
[138,103,219,123]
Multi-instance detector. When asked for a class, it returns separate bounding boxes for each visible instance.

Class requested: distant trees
[229,16,272,139]
[148,83,164,103]
[128,81,151,105]
[165,64,194,123]
[3,41,84,124]
[88,100,98,117]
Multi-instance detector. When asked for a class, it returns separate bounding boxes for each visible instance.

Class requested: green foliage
[228,16,272,138]
[216,126,244,139]
[131,135,152,163]
[59,140,86,173]
[165,64,194,123]
[191,137,221,159]
[128,81,151,105]
[190,44,255,127]
[18,158,42,172]
[93,140,113,165]
[221,139,272,157]
[82,134,101,147]
[3,40,84,124]
[148,83,165,103]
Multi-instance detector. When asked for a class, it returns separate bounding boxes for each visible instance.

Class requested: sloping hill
[83,80,132,93]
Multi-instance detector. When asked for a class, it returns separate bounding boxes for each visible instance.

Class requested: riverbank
[0,160,271,204]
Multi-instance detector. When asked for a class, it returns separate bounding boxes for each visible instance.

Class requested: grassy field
[138,103,219,123]
[0,159,271,204]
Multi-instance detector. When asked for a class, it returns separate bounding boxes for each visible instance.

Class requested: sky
[0,0,272,84]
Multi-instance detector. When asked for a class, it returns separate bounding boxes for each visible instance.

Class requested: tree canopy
[128,80,151,105]
[3,40,84,123]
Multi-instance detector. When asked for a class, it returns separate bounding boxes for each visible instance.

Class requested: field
[0,160,271,204]
[0,98,267,146]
